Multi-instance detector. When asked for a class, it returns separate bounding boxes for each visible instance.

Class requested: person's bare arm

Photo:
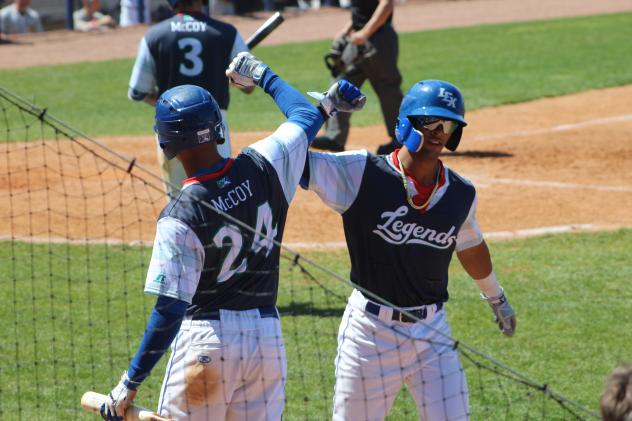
[234,84,255,94]
[336,20,354,40]
[457,240,495,285]
[458,240,516,337]
[143,92,158,107]
[350,0,394,45]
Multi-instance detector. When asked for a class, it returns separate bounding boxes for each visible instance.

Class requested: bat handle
[80,391,173,421]
[138,409,173,421]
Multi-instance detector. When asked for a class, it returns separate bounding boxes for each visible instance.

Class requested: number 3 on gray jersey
[178,37,203,77]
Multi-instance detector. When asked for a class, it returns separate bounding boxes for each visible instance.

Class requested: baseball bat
[81,391,173,421]
[245,12,284,49]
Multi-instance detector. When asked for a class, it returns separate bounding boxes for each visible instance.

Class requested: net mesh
[0,87,598,420]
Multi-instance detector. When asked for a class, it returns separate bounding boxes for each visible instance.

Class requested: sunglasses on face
[410,116,459,135]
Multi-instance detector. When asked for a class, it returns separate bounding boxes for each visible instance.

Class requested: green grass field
[2,10,632,421]
[2,12,632,138]
[1,230,631,420]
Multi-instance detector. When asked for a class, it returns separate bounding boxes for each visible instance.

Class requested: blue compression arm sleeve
[126,296,188,385]
[258,69,324,141]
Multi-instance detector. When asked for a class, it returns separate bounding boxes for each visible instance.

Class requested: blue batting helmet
[154,85,225,160]
[395,80,467,152]
[167,0,179,8]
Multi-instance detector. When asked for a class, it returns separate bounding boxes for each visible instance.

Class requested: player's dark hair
[601,364,632,421]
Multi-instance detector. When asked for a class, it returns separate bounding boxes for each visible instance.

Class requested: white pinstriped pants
[333,289,470,421]
[157,308,286,421]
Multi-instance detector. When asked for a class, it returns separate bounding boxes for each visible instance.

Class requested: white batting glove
[100,371,139,421]
[225,52,269,88]
[307,79,366,118]
[483,289,516,337]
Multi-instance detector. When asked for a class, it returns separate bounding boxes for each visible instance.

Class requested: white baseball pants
[332,289,470,421]
[157,308,286,421]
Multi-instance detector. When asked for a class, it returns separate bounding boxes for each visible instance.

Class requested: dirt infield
[1,0,631,246]
[4,84,629,247]
[93,85,632,245]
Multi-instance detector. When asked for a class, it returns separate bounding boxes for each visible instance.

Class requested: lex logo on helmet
[438,88,458,109]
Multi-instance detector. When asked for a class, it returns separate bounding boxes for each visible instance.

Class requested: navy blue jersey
[305,150,482,307]
[344,154,474,306]
[144,118,316,313]
[163,149,286,312]
[129,12,247,109]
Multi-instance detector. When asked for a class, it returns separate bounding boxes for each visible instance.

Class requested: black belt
[365,301,443,323]
[191,306,278,321]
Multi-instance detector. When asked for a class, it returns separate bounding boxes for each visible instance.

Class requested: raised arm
[226,52,365,203]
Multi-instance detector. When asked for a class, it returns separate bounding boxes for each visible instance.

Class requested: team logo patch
[197,128,211,144]
[153,273,166,284]
[438,87,458,109]
[217,177,231,189]
[197,355,212,364]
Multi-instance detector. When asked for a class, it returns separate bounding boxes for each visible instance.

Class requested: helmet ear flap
[395,117,408,144]
[395,117,423,153]
[445,126,462,151]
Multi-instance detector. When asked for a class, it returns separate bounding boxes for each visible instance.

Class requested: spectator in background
[119,0,150,27]
[601,364,632,421]
[311,0,404,155]
[0,0,43,35]
[74,0,115,31]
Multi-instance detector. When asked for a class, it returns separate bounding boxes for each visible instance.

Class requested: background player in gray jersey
[301,80,516,421]
[311,0,403,155]
[128,0,253,199]
[99,53,365,421]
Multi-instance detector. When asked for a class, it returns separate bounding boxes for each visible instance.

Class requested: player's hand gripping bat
[245,12,284,49]
[81,391,173,421]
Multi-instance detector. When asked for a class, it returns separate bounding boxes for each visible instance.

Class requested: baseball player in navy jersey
[99,53,365,421]
[301,80,517,421]
[128,0,253,199]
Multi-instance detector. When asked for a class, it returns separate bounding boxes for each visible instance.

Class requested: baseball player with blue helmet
[301,80,516,421]
[100,53,366,421]
[128,0,253,199]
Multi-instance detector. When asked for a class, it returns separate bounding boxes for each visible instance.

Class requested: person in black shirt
[311,0,404,155]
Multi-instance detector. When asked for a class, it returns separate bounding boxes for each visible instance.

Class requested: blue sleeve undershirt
[258,68,324,142]
[126,296,188,385]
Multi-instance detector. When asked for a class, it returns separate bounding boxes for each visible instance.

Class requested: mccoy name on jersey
[145,121,312,314]
[129,12,247,109]
[166,149,285,313]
